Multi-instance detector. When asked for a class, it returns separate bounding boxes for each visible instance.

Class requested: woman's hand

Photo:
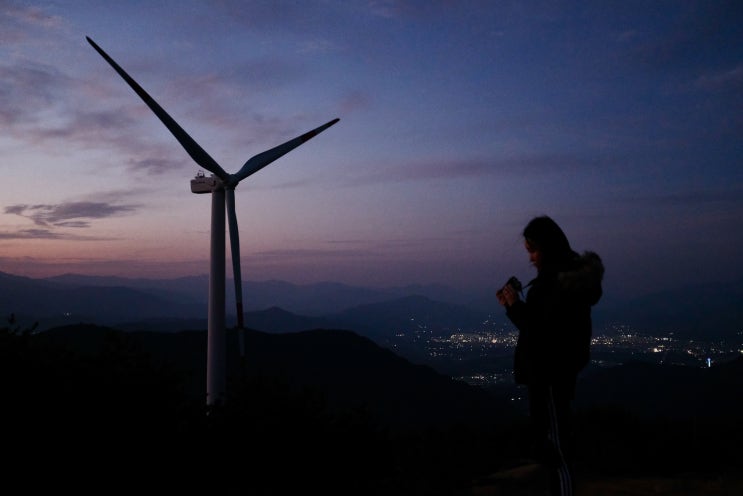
[496,288,506,306]
[497,284,519,307]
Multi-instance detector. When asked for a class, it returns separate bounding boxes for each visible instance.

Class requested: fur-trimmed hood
[558,251,604,306]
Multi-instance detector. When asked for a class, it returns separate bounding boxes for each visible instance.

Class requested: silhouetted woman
[497,215,604,496]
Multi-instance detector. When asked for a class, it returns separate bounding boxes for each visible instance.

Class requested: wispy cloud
[0,228,66,239]
[0,227,115,241]
[5,200,140,228]
[646,187,743,207]
[695,64,743,92]
[252,246,371,262]
[623,2,742,75]
[0,2,62,43]
[342,154,593,186]
[0,255,208,278]
[339,90,371,114]
[126,156,187,175]
[250,236,454,264]
[0,61,64,127]
[0,58,197,175]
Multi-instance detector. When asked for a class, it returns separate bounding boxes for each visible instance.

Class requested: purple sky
[1,1,741,300]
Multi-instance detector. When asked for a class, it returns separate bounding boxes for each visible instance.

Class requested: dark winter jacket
[506,251,604,387]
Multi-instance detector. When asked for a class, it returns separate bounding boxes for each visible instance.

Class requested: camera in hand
[506,276,522,292]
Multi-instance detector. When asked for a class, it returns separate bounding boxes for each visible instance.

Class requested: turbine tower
[86,37,339,406]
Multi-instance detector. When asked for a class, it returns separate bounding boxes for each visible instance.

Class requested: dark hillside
[577,357,743,419]
[571,358,743,476]
[4,323,519,494]
[5,321,743,494]
[231,327,516,429]
[63,324,518,430]
[33,323,516,430]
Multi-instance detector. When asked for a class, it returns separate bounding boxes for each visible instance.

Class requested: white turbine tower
[87,37,339,406]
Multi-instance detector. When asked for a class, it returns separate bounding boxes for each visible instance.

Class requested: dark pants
[527,381,575,496]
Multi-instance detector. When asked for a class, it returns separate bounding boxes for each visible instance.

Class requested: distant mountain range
[594,279,743,339]
[1,271,742,341]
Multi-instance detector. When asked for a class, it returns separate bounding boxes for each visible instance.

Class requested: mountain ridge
[2,270,742,340]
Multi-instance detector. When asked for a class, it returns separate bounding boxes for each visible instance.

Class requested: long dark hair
[523,215,577,273]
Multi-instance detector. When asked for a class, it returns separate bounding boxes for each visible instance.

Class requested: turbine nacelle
[190,171,256,193]
[191,171,220,194]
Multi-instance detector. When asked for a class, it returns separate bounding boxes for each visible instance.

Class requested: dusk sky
[1,1,741,301]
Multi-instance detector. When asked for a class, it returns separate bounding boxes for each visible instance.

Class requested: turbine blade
[231,118,340,184]
[225,189,245,333]
[86,36,229,181]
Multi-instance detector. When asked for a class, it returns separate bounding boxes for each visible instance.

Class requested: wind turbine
[86,37,339,406]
